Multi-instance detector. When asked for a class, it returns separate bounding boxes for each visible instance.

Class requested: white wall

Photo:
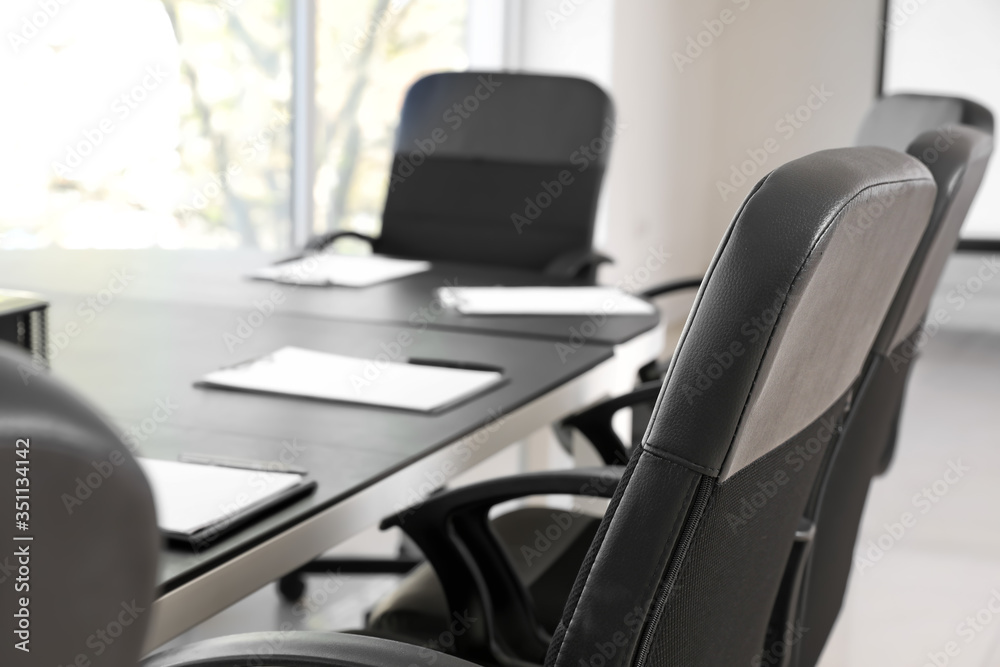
[606,0,884,324]
[485,0,884,324]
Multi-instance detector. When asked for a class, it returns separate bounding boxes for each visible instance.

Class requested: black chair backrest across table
[307,71,617,283]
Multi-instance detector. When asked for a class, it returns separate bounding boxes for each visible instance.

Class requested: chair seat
[367,506,601,641]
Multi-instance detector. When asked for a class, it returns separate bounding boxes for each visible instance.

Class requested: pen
[178,453,308,475]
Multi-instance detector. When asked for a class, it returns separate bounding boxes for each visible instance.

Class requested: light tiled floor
[819,254,1000,666]
[159,254,1000,666]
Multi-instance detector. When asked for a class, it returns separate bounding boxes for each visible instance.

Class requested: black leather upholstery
[545,147,935,667]
[793,125,993,667]
[376,72,615,275]
[367,148,938,666]
[856,93,993,152]
[0,342,160,667]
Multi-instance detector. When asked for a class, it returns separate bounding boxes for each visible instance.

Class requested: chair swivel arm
[558,381,663,464]
[142,630,482,667]
[304,230,377,253]
[638,276,702,299]
[380,467,625,666]
[544,249,613,282]
[274,230,378,264]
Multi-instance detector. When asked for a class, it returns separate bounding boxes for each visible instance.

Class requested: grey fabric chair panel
[545,147,936,667]
[0,342,160,667]
[639,147,935,480]
[856,93,993,152]
[882,125,994,351]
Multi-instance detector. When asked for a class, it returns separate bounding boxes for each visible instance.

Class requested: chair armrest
[559,381,663,464]
[304,230,376,253]
[142,631,482,667]
[639,276,702,298]
[544,248,613,282]
[381,467,624,665]
[274,231,378,264]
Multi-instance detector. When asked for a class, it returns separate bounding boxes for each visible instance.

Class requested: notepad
[437,287,656,316]
[251,254,431,287]
[137,458,314,543]
[199,346,504,412]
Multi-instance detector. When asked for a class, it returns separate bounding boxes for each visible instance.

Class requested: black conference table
[0,249,664,651]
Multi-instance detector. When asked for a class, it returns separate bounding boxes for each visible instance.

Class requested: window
[0,0,468,250]
[313,0,468,239]
[883,0,1000,240]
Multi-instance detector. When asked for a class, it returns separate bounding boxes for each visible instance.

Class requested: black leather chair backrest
[793,125,993,667]
[0,343,159,667]
[376,71,614,273]
[856,93,993,152]
[544,147,937,667]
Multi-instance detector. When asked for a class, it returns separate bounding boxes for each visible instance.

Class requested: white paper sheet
[200,346,503,412]
[251,254,431,287]
[137,458,305,537]
[436,286,656,316]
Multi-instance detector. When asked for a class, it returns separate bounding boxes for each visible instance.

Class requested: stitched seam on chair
[636,174,771,464]
[640,443,720,476]
[723,176,932,470]
[615,468,701,667]
[552,454,698,667]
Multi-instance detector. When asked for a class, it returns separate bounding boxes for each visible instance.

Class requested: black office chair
[632,92,994,448]
[790,125,993,667]
[0,342,160,667]
[303,71,616,282]
[4,147,936,667]
[855,92,993,151]
[637,92,995,381]
[275,71,618,601]
[357,146,938,665]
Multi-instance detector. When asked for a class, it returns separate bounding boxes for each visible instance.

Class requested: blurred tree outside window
[0,0,468,250]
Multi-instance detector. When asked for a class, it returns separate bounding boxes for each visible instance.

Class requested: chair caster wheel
[278,573,306,602]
